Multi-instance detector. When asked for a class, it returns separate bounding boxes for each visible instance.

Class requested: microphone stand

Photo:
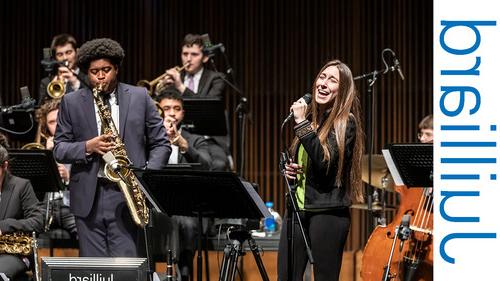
[279,118,314,281]
[207,52,248,177]
[354,48,401,228]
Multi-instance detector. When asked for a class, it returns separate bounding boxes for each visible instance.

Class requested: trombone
[137,62,190,97]
[21,123,48,150]
[137,63,190,117]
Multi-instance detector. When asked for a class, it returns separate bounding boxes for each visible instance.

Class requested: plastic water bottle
[263,202,282,237]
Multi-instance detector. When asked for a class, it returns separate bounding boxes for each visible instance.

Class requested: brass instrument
[137,62,190,96]
[0,232,33,255]
[93,84,150,227]
[21,123,47,150]
[47,78,66,99]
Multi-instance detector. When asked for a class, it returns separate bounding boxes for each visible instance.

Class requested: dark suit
[176,130,211,170]
[53,82,170,257]
[164,68,225,98]
[0,173,44,279]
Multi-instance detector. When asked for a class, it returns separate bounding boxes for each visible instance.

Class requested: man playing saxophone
[0,145,45,279]
[53,38,170,257]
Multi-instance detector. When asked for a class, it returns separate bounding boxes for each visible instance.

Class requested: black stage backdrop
[0,0,432,250]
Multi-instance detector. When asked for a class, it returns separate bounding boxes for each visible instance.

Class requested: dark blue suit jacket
[53,82,171,218]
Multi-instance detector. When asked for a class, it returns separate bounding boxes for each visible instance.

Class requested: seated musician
[35,99,78,240]
[0,145,45,279]
[156,90,220,281]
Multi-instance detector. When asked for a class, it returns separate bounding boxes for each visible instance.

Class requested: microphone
[1,86,36,113]
[398,214,411,251]
[200,33,225,57]
[201,33,212,49]
[283,93,312,124]
[392,55,405,81]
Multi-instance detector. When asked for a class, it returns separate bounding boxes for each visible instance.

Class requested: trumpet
[47,78,65,99]
[137,62,190,96]
[46,60,70,99]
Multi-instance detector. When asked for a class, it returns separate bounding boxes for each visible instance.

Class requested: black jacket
[0,173,44,234]
[164,68,225,98]
[293,115,356,210]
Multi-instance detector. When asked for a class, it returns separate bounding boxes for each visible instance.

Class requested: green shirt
[296,145,308,210]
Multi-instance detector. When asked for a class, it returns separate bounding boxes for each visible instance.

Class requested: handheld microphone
[283,93,312,124]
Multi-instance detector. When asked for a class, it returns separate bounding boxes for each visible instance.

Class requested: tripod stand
[219,227,269,281]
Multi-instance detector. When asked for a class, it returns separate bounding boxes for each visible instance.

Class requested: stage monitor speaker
[41,257,148,281]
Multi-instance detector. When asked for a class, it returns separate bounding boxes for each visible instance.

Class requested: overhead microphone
[393,56,405,81]
[283,93,312,124]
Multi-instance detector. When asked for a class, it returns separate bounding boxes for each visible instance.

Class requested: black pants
[277,208,350,281]
[75,180,138,257]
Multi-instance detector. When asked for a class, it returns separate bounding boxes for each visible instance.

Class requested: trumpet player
[158,33,225,98]
[38,34,84,105]
[53,38,170,258]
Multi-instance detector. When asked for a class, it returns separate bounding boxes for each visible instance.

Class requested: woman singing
[278,59,363,281]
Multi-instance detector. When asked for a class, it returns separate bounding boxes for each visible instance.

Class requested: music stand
[7,149,63,194]
[382,143,433,187]
[133,169,271,281]
[182,98,227,136]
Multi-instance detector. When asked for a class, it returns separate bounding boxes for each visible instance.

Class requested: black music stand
[133,169,271,281]
[7,149,63,194]
[182,98,227,136]
[382,143,433,187]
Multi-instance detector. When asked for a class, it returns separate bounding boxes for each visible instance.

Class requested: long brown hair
[292,60,364,202]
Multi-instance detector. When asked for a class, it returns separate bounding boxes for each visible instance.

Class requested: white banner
[434,0,500,280]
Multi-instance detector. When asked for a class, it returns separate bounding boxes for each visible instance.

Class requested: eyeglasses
[417,131,433,140]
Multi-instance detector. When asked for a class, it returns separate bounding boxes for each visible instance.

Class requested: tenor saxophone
[92,84,150,227]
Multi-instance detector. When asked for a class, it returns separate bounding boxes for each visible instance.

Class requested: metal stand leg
[219,241,240,281]
[382,215,411,281]
[381,226,401,281]
[218,227,270,281]
[247,237,269,281]
[32,232,41,281]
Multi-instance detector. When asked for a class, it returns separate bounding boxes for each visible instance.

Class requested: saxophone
[0,232,33,255]
[92,84,150,227]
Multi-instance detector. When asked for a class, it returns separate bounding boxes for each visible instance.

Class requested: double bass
[361,184,433,281]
